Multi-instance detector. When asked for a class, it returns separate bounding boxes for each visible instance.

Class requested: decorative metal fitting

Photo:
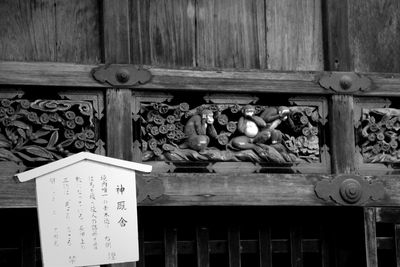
[315,174,385,205]
[92,64,152,88]
[319,72,371,94]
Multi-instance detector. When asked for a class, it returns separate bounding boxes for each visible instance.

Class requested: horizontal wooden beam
[2,61,400,96]
[4,166,400,208]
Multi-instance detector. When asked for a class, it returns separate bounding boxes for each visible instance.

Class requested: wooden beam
[3,61,400,96]
[4,169,400,208]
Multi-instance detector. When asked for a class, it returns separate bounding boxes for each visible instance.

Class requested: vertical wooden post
[364,208,378,267]
[196,227,210,267]
[329,95,356,174]
[290,226,303,267]
[228,226,241,267]
[395,224,400,267]
[102,0,134,267]
[258,227,272,267]
[164,228,178,267]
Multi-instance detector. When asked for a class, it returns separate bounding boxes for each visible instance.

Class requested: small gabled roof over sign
[16,152,152,182]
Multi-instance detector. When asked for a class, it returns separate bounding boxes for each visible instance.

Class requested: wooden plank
[196,0,266,69]
[322,0,352,71]
[7,172,400,207]
[330,95,356,174]
[0,0,56,61]
[348,0,400,73]
[364,207,378,267]
[228,226,241,267]
[290,226,303,267]
[266,0,324,71]
[130,0,196,67]
[4,61,400,96]
[0,61,100,87]
[196,227,210,267]
[54,0,101,63]
[164,227,178,267]
[395,224,400,267]
[258,227,272,267]
[0,0,101,63]
[103,0,130,63]
[106,89,133,160]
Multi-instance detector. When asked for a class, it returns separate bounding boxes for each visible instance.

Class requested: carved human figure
[231,105,267,150]
[183,109,217,151]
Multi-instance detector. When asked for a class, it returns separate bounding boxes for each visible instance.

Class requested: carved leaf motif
[47,131,59,148]
[0,148,20,162]
[22,146,54,159]
[0,97,101,168]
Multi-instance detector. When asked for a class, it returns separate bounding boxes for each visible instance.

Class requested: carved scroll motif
[358,108,400,163]
[0,98,103,168]
[140,102,322,164]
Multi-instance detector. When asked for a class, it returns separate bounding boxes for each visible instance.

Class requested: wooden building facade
[1,0,400,266]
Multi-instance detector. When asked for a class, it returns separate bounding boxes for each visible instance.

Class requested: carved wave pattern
[140,102,321,163]
[0,99,102,168]
[359,108,400,163]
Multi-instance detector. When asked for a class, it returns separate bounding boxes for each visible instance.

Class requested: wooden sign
[16,152,152,267]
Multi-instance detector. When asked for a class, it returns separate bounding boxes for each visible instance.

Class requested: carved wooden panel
[354,97,400,175]
[0,89,104,171]
[133,92,329,173]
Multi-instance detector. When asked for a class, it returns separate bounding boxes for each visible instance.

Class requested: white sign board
[16,153,152,267]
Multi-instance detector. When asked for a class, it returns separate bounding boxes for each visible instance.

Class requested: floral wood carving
[0,98,103,168]
[140,102,322,164]
[315,174,385,205]
[357,108,400,163]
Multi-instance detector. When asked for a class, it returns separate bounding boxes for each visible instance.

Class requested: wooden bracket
[318,72,371,94]
[92,64,151,88]
[315,174,385,205]
[136,174,164,203]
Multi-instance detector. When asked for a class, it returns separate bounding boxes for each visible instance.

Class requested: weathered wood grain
[164,227,178,267]
[322,0,351,71]
[3,61,400,96]
[103,0,130,64]
[196,0,266,69]
[130,0,196,67]
[258,227,272,267]
[196,227,210,267]
[102,1,134,266]
[54,0,101,63]
[330,95,356,174]
[364,207,378,267]
[6,172,400,207]
[266,0,324,71]
[228,226,241,267]
[348,0,400,73]
[290,226,303,267]
[0,0,101,63]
